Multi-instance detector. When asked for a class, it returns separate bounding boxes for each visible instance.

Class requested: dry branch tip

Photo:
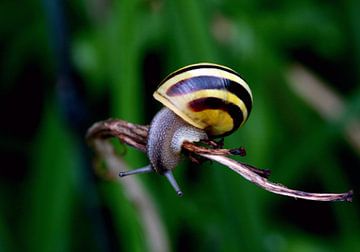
[86,118,353,202]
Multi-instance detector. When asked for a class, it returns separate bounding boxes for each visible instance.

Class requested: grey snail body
[147,107,208,174]
[119,63,253,196]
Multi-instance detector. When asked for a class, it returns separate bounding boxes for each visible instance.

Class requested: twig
[182,142,271,178]
[86,119,148,152]
[86,119,353,203]
[200,154,352,202]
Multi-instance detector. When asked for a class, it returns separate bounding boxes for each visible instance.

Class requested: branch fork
[86,119,353,202]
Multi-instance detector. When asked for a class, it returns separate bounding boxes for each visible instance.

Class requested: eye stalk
[119,165,183,196]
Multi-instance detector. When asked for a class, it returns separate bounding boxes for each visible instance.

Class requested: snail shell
[153,63,253,137]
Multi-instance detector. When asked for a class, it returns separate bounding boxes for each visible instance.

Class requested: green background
[1,0,359,251]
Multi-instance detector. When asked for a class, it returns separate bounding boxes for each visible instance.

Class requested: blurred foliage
[0,0,359,251]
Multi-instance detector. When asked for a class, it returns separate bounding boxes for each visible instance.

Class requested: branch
[200,154,352,202]
[182,142,271,178]
[86,119,148,152]
[86,119,353,202]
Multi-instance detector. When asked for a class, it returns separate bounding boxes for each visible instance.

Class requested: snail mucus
[119,63,253,196]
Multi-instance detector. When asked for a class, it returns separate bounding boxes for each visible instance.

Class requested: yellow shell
[154,63,253,137]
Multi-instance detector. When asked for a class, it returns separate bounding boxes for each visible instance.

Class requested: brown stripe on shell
[188,97,244,137]
[159,64,242,86]
[166,76,252,116]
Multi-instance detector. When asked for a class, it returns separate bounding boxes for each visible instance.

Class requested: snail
[119,63,253,196]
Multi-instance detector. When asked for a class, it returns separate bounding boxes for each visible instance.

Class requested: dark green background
[1,0,359,251]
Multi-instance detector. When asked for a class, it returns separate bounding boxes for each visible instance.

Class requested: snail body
[147,107,208,174]
[119,63,253,196]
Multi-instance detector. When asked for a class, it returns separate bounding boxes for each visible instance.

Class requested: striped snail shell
[154,63,253,137]
[119,63,253,196]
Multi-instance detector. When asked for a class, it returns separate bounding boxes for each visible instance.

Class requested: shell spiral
[153,63,253,137]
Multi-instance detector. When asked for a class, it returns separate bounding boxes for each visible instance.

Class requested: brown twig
[86,119,148,152]
[183,141,246,156]
[182,142,271,178]
[200,154,352,202]
[86,119,353,203]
